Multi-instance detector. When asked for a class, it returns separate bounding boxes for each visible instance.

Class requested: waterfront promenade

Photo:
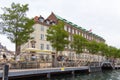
[0,66,88,79]
[0,61,120,80]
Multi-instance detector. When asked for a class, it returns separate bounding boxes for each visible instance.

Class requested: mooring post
[2,64,9,80]
[72,71,75,80]
[47,73,51,79]
[71,71,75,75]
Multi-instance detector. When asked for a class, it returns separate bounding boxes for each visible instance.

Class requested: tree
[117,49,120,58]
[46,20,69,53]
[107,46,118,58]
[46,20,69,66]
[87,40,99,54]
[71,34,88,66]
[98,42,108,56]
[97,42,108,61]
[71,34,87,54]
[86,40,99,62]
[0,3,34,58]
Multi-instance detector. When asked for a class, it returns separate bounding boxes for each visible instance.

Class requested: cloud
[0,0,120,51]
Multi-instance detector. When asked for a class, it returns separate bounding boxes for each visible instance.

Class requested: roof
[54,14,105,41]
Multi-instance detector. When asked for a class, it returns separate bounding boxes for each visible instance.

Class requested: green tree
[0,3,34,58]
[117,49,120,58]
[97,42,108,62]
[71,34,88,66]
[87,40,99,62]
[108,46,118,58]
[46,21,69,53]
[98,42,108,56]
[71,34,87,54]
[46,20,69,66]
[87,40,99,54]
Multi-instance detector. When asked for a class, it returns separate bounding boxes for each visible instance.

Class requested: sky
[0,0,120,51]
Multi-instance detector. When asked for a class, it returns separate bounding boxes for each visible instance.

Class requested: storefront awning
[22,48,53,53]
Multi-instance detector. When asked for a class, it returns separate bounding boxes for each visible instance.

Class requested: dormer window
[49,20,55,25]
[46,20,50,25]
[31,40,36,48]
[39,17,44,23]
[51,21,55,25]
[45,19,50,25]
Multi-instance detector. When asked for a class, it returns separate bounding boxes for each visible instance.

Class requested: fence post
[2,64,9,80]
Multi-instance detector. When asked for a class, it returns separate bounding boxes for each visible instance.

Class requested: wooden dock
[0,66,88,79]
[0,62,120,80]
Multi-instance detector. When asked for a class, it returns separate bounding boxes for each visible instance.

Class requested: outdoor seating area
[0,58,90,70]
[0,51,107,70]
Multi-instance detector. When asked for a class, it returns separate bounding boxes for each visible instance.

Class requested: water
[12,70,120,80]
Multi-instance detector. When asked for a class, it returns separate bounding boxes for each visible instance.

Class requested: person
[2,54,7,63]
[3,54,7,59]
[57,56,61,61]
[31,54,36,61]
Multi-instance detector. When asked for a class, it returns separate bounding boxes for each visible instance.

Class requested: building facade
[0,43,14,61]
[21,12,105,62]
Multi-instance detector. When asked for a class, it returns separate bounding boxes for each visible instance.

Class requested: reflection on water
[12,70,120,80]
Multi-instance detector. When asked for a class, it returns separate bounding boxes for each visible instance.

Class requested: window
[51,21,55,25]
[68,35,71,41]
[72,29,74,34]
[40,34,44,40]
[41,26,44,31]
[46,20,50,25]
[81,32,83,36]
[67,27,69,31]
[74,30,76,34]
[77,31,79,35]
[70,36,73,41]
[68,27,71,32]
[40,44,44,50]
[39,17,44,22]
[31,43,35,48]
[31,34,35,39]
[68,44,71,49]
[71,28,72,33]
[31,40,36,48]
[46,44,50,50]
[79,32,81,35]
[64,26,67,31]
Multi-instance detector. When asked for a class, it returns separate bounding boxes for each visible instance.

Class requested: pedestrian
[31,54,36,61]
[2,54,7,62]
[3,54,7,59]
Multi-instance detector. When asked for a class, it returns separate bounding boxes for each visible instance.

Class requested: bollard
[47,73,50,79]
[71,71,74,75]
[2,64,9,80]
[72,71,75,80]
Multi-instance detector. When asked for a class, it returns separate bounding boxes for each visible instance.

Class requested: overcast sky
[0,0,120,51]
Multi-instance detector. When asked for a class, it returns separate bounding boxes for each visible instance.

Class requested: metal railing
[0,60,89,70]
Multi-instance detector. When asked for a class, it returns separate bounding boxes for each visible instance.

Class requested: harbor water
[12,70,120,80]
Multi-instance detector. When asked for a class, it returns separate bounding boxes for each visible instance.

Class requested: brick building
[21,12,105,62]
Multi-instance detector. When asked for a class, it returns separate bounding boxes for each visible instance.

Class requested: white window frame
[46,44,50,50]
[40,26,44,31]
[40,44,44,50]
[72,29,74,34]
[64,26,67,31]
[40,34,44,40]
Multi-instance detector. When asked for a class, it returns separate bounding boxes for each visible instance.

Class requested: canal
[11,70,120,80]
